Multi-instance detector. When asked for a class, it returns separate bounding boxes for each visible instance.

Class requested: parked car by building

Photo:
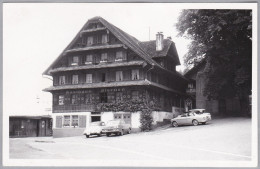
[102,120,131,136]
[171,111,211,127]
[83,121,105,138]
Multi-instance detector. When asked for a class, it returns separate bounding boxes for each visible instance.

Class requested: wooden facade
[43,17,188,136]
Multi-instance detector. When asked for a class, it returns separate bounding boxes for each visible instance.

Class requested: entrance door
[91,116,101,122]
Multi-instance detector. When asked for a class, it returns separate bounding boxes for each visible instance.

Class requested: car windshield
[90,122,102,126]
[107,120,120,125]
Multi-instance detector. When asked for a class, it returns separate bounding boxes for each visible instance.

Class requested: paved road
[10,118,252,162]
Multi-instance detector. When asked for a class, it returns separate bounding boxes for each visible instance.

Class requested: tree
[176,10,252,115]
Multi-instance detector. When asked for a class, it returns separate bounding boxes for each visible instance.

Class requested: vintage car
[102,120,131,136]
[171,111,211,127]
[83,121,105,138]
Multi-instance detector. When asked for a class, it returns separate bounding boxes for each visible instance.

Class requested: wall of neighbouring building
[9,117,52,137]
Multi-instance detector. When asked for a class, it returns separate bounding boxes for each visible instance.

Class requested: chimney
[156,32,164,51]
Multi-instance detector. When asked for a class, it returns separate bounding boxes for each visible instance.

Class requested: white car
[171,111,211,127]
[83,121,105,138]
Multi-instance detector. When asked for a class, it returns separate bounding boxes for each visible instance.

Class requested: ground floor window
[71,115,79,127]
[63,115,70,127]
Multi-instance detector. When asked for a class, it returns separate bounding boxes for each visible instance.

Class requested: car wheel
[172,121,178,127]
[86,135,89,138]
[106,133,110,137]
[192,120,199,126]
[127,128,131,134]
[202,122,206,125]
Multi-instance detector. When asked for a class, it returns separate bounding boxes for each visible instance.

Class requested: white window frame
[100,53,108,63]
[71,56,79,66]
[115,51,123,61]
[87,36,93,45]
[63,115,71,127]
[85,54,93,64]
[86,74,93,83]
[102,34,108,43]
[71,115,79,127]
[72,75,79,84]
[132,69,140,80]
[116,71,123,81]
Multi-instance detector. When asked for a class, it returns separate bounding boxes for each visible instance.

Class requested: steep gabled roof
[184,58,207,78]
[43,16,185,80]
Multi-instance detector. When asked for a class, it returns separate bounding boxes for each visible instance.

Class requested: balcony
[80,27,106,34]
[66,44,126,53]
[49,61,146,74]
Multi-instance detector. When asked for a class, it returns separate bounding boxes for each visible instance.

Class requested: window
[71,94,79,104]
[85,54,93,64]
[63,116,70,127]
[86,74,92,83]
[58,95,64,105]
[72,75,79,84]
[87,36,93,45]
[116,92,123,102]
[71,115,79,127]
[101,73,106,82]
[116,71,123,81]
[85,93,92,104]
[100,53,108,62]
[132,91,139,100]
[71,56,79,66]
[100,92,108,103]
[102,34,108,43]
[97,35,102,44]
[59,76,66,85]
[132,69,139,80]
[115,51,123,61]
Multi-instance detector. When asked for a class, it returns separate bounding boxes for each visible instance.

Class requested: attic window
[101,53,108,62]
[102,34,108,43]
[87,36,94,45]
[85,54,93,64]
[115,51,123,61]
[71,56,79,66]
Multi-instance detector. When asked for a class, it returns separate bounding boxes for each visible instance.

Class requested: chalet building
[43,16,188,137]
[184,59,242,116]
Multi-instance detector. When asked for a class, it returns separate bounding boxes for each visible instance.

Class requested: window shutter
[79,115,86,128]
[56,116,62,128]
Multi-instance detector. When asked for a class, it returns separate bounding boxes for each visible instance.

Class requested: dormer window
[71,56,79,66]
[85,54,93,64]
[100,53,108,63]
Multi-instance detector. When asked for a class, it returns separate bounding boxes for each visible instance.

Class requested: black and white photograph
[3,2,258,168]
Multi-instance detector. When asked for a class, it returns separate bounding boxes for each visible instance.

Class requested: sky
[3,3,193,115]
